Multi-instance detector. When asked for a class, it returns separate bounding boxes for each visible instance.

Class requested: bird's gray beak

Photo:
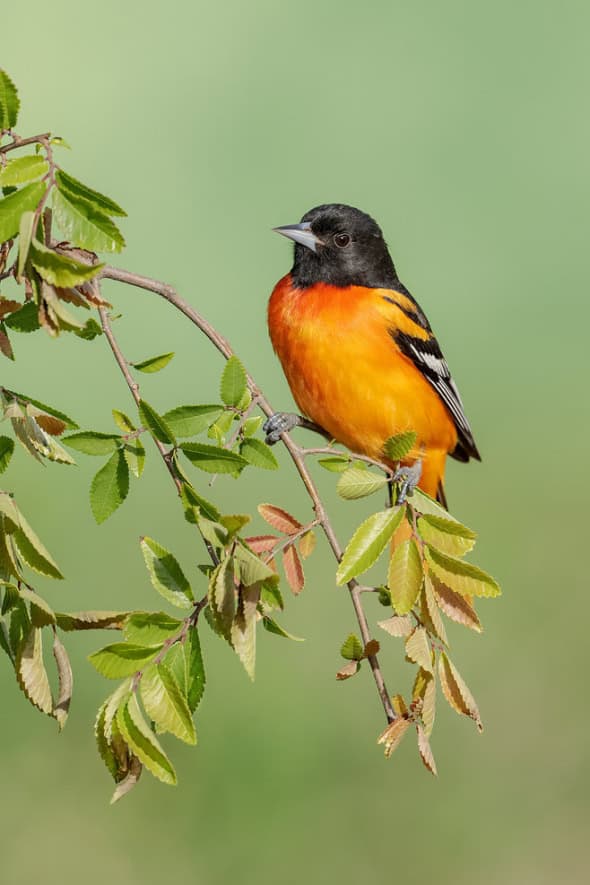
[273,222,323,253]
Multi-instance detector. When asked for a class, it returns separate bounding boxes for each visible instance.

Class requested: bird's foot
[263,412,304,444]
[392,459,423,505]
[264,413,331,445]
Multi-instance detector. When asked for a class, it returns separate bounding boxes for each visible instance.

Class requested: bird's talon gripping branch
[263,412,302,444]
[393,459,423,505]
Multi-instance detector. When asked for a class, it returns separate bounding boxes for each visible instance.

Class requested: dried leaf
[16,626,53,714]
[431,574,482,632]
[438,652,483,731]
[392,694,408,717]
[416,724,437,775]
[405,627,433,674]
[378,615,413,638]
[258,503,303,535]
[336,660,360,680]
[363,639,380,658]
[422,674,436,737]
[422,573,448,644]
[52,632,73,729]
[111,755,142,804]
[377,717,411,758]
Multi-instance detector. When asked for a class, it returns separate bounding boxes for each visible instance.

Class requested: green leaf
[317,456,350,473]
[16,625,53,714]
[239,437,279,470]
[74,317,102,340]
[207,409,235,443]
[234,543,276,586]
[161,404,223,438]
[410,488,456,521]
[262,617,304,641]
[123,438,145,478]
[384,430,417,461]
[0,181,46,243]
[17,209,35,281]
[0,435,14,473]
[112,409,136,433]
[340,633,364,661]
[63,431,121,455]
[219,513,251,536]
[231,585,260,680]
[140,661,196,745]
[181,442,247,474]
[425,547,501,598]
[242,416,263,436]
[3,390,78,429]
[179,481,220,522]
[12,509,64,579]
[88,642,162,679]
[220,356,247,407]
[3,302,39,332]
[52,188,125,253]
[0,70,20,129]
[336,505,405,585]
[30,239,103,287]
[140,537,194,609]
[131,352,174,374]
[116,694,177,785]
[185,628,205,712]
[124,611,182,646]
[388,538,423,615]
[209,556,236,639]
[90,450,129,524]
[417,514,476,557]
[138,399,176,445]
[55,610,129,631]
[337,466,388,500]
[0,156,48,188]
[55,169,127,217]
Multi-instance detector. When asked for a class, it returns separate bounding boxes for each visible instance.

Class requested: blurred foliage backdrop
[2,1,589,882]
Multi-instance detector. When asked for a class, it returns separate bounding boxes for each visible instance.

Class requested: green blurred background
[2,1,588,882]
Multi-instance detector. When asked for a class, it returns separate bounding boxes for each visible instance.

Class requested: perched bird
[265,204,480,506]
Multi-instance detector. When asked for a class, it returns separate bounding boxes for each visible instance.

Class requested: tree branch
[100,265,396,722]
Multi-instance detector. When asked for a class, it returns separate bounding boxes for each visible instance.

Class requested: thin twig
[301,446,394,476]
[101,265,396,722]
[0,132,51,155]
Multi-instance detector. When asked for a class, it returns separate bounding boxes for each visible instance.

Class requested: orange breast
[268,275,457,497]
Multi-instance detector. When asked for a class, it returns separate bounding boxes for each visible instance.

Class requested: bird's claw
[392,460,423,505]
[263,412,302,444]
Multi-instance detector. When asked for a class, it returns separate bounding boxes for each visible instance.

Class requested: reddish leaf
[282,544,305,595]
[0,299,22,318]
[55,286,88,307]
[0,326,14,360]
[258,503,303,535]
[245,535,278,554]
[35,413,67,436]
[363,639,380,658]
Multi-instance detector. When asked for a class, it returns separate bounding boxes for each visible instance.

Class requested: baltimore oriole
[264,204,480,505]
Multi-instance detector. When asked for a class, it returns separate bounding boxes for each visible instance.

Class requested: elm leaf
[63,431,121,455]
[140,661,196,745]
[220,355,247,407]
[140,537,193,609]
[0,69,20,129]
[239,437,279,470]
[383,431,417,461]
[0,436,14,473]
[0,156,48,187]
[116,694,177,785]
[88,642,162,679]
[0,181,46,243]
[388,538,423,615]
[52,632,73,729]
[131,352,174,374]
[181,442,247,474]
[55,169,127,217]
[16,626,53,714]
[30,239,103,287]
[336,506,405,585]
[161,404,222,438]
[90,450,129,524]
[52,188,125,253]
[138,400,176,445]
[337,466,388,500]
[426,546,500,598]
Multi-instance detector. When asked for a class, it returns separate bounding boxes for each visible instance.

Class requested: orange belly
[268,275,457,498]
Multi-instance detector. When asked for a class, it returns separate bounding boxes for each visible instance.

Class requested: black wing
[390,325,481,463]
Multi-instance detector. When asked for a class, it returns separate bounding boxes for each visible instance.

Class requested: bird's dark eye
[333,232,351,248]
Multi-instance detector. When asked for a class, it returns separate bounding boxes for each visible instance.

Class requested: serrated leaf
[378,615,413,638]
[234,543,275,586]
[410,488,457,521]
[336,466,388,500]
[185,628,205,712]
[131,352,174,373]
[12,509,63,579]
[0,435,14,473]
[30,239,103,286]
[422,673,436,737]
[112,409,135,433]
[388,537,423,615]
[88,642,162,679]
[231,585,260,680]
[20,587,55,626]
[298,530,316,559]
[3,302,40,332]
[138,400,176,445]
[52,632,73,729]
[123,612,182,645]
[220,355,247,407]
[140,537,193,609]
[116,694,177,785]
[123,438,145,478]
[162,404,222,438]
[336,660,360,680]
[0,70,20,129]
[418,514,476,557]
[219,513,251,537]
[180,481,220,522]
[140,661,196,745]
[426,546,500,598]
[336,506,405,585]
[3,391,78,429]
[245,535,278,554]
[405,627,433,673]
[181,442,247,474]
[240,437,279,470]
[52,188,125,253]
[422,573,448,644]
[431,575,482,632]
[377,717,412,758]
[439,652,483,731]
[55,169,127,217]
[257,503,303,535]
[282,544,305,595]
[63,431,121,455]
[95,699,120,781]
[392,694,409,717]
[262,616,304,641]
[416,724,437,775]
[340,633,364,661]
[0,156,48,187]
[16,626,53,714]
[90,450,129,524]
[0,324,14,360]
[384,430,417,461]
[111,756,142,804]
[0,181,46,243]
[317,456,350,472]
[55,610,129,631]
[242,415,263,436]
[209,556,236,639]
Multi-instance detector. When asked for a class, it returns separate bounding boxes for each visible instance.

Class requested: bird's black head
[274,203,399,289]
